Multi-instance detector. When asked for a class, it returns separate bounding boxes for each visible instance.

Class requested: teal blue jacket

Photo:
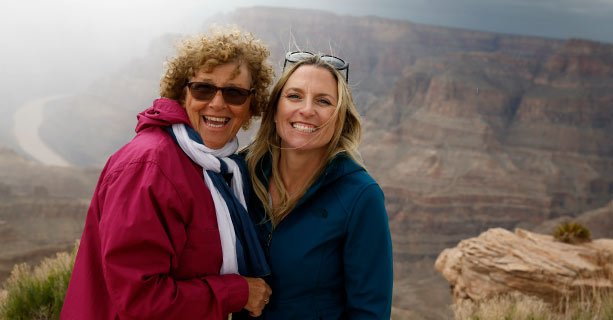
[248,153,393,319]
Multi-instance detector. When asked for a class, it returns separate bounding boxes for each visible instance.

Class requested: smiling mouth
[203,116,230,128]
[291,122,318,133]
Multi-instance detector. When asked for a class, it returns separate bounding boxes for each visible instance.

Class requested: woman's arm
[343,183,394,319]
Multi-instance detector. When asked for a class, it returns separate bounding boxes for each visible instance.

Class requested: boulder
[435,228,613,304]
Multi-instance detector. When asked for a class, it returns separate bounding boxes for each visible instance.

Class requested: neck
[281,148,326,191]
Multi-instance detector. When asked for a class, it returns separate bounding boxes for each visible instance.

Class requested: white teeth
[292,122,318,133]
[204,116,229,122]
[203,116,230,128]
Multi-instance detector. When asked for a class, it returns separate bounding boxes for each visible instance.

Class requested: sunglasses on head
[186,82,254,105]
[283,51,349,82]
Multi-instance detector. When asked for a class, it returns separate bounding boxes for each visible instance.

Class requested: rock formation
[435,228,613,304]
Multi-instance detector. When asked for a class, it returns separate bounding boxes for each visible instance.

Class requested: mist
[1,0,215,151]
[2,0,612,99]
[1,0,209,97]
[2,0,613,156]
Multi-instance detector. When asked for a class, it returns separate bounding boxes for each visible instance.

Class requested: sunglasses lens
[284,51,349,82]
[222,87,251,105]
[287,51,314,62]
[322,56,347,70]
[187,82,251,105]
[322,56,349,81]
[189,83,216,100]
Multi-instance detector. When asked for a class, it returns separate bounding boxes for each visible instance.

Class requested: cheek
[232,107,251,124]
[184,100,203,126]
[321,112,338,138]
[322,110,337,127]
[184,100,193,115]
[184,97,196,113]
[275,101,290,121]
[274,111,287,132]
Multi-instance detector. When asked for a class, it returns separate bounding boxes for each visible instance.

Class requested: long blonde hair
[246,55,363,226]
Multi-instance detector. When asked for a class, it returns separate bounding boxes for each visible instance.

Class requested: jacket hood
[299,153,364,206]
[135,98,191,133]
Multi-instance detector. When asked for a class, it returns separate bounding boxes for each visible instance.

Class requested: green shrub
[552,221,592,244]
[0,242,77,320]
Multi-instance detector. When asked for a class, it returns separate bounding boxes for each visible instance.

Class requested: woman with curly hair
[62,28,273,319]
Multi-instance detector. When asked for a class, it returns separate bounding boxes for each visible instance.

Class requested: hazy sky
[4,0,612,42]
[1,0,613,97]
[1,0,612,152]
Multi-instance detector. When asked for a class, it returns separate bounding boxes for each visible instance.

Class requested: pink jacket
[61,98,248,319]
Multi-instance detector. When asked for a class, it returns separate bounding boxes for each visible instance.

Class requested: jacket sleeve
[343,183,393,319]
[97,161,248,319]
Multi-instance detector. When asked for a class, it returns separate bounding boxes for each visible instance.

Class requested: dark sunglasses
[283,51,349,82]
[186,82,254,105]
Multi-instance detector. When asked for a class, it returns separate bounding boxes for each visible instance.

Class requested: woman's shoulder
[323,156,384,208]
[103,127,185,178]
[328,155,379,189]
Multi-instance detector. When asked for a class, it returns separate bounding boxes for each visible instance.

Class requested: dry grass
[0,242,77,320]
[453,292,551,320]
[0,289,6,305]
[453,289,613,320]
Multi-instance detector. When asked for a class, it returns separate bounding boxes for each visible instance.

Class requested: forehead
[194,62,251,84]
[285,65,338,93]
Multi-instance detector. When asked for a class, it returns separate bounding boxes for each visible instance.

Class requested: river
[13,95,72,167]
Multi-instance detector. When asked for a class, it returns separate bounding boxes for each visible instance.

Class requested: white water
[13,95,72,167]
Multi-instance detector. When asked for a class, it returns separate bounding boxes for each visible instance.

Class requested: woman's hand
[242,277,272,317]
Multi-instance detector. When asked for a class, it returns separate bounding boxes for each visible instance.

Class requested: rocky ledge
[435,228,613,304]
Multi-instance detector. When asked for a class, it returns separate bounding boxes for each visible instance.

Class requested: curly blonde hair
[160,27,273,128]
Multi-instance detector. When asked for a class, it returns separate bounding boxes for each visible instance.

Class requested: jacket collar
[256,151,364,209]
[135,98,191,133]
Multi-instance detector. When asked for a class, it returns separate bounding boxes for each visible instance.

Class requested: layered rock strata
[435,228,613,303]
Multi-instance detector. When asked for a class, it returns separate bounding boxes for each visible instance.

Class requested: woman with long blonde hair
[245,51,393,319]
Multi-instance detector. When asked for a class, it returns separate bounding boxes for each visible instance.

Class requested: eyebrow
[284,87,336,99]
[192,78,250,88]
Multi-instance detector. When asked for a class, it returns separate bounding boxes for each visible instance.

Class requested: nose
[298,97,316,117]
[208,89,226,109]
